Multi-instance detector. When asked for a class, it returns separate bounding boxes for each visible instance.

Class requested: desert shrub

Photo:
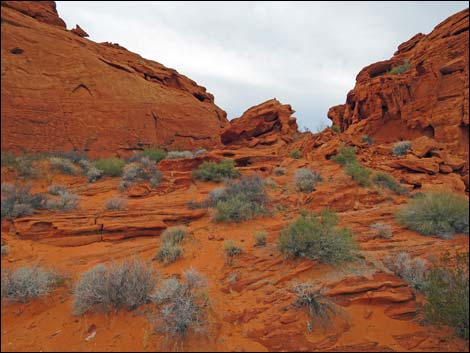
[224,240,242,257]
[290,149,302,159]
[389,59,410,75]
[370,222,393,239]
[332,146,357,165]
[155,243,183,265]
[384,252,428,291]
[212,175,268,223]
[49,157,78,175]
[193,149,207,157]
[423,252,469,340]
[1,266,59,303]
[192,159,239,182]
[396,191,469,238]
[273,167,286,176]
[254,231,267,247]
[373,171,408,195]
[1,183,47,219]
[151,269,208,339]
[15,155,38,179]
[331,125,340,133]
[94,157,125,177]
[166,151,194,159]
[161,226,188,246]
[52,150,87,163]
[45,189,79,211]
[78,159,103,182]
[293,282,337,329]
[105,197,127,210]
[393,140,411,156]
[1,245,9,257]
[1,151,16,167]
[295,168,322,193]
[73,257,156,315]
[278,209,356,264]
[361,135,374,144]
[345,162,371,187]
[140,148,166,163]
[120,157,162,190]
[47,184,67,196]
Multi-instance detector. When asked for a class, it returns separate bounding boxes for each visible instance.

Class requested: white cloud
[56,1,468,128]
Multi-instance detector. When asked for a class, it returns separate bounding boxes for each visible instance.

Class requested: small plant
[295,168,322,193]
[1,245,9,257]
[1,266,60,303]
[161,226,188,246]
[1,151,16,167]
[384,252,428,291]
[373,171,408,195]
[293,282,337,329]
[140,148,166,163]
[289,149,302,159]
[120,157,162,190]
[47,184,67,196]
[212,175,268,223]
[151,269,208,340]
[15,155,38,179]
[73,257,156,315]
[273,167,286,176]
[361,135,374,144]
[253,231,267,247]
[45,189,79,211]
[423,252,469,340]
[224,240,242,257]
[192,159,240,182]
[345,162,371,187]
[166,151,194,159]
[94,157,125,177]
[370,222,393,239]
[78,159,102,182]
[193,149,207,157]
[393,141,411,156]
[155,243,183,265]
[389,59,410,75]
[396,191,469,238]
[332,146,357,165]
[331,125,340,133]
[105,197,127,210]
[1,183,47,219]
[278,209,356,264]
[49,157,78,175]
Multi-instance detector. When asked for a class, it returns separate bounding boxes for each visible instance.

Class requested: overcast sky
[57,1,468,130]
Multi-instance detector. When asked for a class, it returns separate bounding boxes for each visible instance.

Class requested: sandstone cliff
[1,1,228,157]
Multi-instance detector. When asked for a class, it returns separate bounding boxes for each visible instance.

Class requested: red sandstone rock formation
[1,1,227,157]
[328,9,469,155]
[71,24,88,38]
[221,99,298,147]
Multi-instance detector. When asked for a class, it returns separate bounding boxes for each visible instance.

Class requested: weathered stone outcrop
[1,1,228,157]
[221,99,298,146]
[328,9,469,156]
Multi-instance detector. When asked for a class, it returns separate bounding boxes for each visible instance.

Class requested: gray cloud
[56,1,468,130]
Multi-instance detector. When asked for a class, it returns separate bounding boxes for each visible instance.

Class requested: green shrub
[1,151,16,167]
[94,157,125,177]
[120,157,162,190]
[1,183,47,219]
[47,184,67,196]
[253,231,267,247]
[373,171,408,195]
[331,125,340,133]
[423,252,469,340]
[78,159,102,182]
[212,175,268,223]
[73,257,156,315]
[273,167,286,176]
[389,59,410,75]
[151,269,208,339]
[140,148,166,163]
[45,189,79,211]
[1,266,60,303]
[290,149,302,159]
[192,159,239,182]
[49,157,78,175]
[370,222,393,239]
[396,191,469,238]
[295,168,322,193]
[166,151,194,159]
[361,135,374,144]
[105,197,127,210]
[384,252,428,291]
[224,240,242,257]
[393,141,411,156]
[1,245,9,257]
[155,243,183,265]
[15,155,38,179]
[194,149,207,157]
[278,209,356,264]
[161,226,188,246]
[345,162,371,187]
[332,146,357,166]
